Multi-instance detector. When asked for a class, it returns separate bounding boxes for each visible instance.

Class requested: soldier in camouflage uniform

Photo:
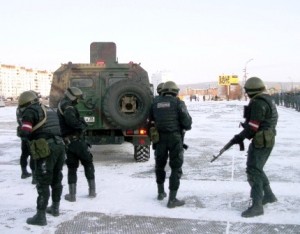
[150,81,192,208]
[57,87,96,202]
[229,77,278,218]
[18,91,65,226]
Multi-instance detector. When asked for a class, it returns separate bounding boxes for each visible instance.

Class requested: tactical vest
[152,95,181,133]
[249,94,278,130]
[31,104,61,139]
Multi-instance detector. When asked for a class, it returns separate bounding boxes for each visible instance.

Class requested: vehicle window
[70,78,93,88]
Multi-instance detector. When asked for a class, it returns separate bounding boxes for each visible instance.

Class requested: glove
[231,134,244,144]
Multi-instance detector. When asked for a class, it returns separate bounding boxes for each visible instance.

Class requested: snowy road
[0,100,299,233]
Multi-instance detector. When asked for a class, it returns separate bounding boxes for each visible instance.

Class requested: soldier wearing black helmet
[18,90,65,226]
[149,81,192,208]
[57,87,96,202]
[229,77,278,218]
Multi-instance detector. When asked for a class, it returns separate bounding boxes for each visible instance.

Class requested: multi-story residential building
[0,64,53,100]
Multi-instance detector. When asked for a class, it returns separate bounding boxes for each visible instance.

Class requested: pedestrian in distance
[57,87,96,202]
[228,77,278,218]
[149,81,192,208]
[18,90,65,226]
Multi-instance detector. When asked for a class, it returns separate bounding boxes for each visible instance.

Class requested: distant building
[151,71,172,96]
[0,64,53,100]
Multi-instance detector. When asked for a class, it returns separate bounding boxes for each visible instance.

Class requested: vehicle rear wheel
[134,145,150,162]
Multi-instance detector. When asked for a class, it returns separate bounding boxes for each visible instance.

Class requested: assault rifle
[210,138,245,163]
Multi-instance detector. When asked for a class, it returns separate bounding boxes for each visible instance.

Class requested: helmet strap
[67,87,77,98]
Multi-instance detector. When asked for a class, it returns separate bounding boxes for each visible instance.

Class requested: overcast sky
[1,0,299,84]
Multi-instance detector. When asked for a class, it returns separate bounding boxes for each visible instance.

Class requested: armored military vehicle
[49,42,153,162]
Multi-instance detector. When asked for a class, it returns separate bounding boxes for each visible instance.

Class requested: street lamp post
[243,58,253,101]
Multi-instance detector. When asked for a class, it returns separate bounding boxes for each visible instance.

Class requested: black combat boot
[26,210,47,226]
[65,184,76,202]
[241,200,264,218]
[88,179,97,198]
[167,190,185,208]
[46,202,60,217]
[31,171,37,184]
[262,185,278,205]
[157,184,167,200]
[21,167,32,179]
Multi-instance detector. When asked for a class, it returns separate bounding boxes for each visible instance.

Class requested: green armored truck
[49,42,153,162]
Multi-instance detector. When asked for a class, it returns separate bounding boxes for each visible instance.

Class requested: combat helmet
[18,90,39,108]
[65,87,84,101]
[156,82,164,95]
[244,77,266,96]
[161,81,180,95]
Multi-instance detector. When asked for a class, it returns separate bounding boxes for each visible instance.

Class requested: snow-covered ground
[0,100,299,234]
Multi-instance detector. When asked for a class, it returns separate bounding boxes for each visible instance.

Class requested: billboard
[218,75,239,85]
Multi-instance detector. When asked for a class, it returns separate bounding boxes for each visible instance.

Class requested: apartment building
[0,64,53,100]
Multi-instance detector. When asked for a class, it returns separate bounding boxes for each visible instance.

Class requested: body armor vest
[152,95,181,133]
[31,104,61,139]
[248,94,278,130]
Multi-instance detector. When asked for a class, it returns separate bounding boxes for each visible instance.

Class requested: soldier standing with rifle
[226,77,278,218]
[149,81,192,208]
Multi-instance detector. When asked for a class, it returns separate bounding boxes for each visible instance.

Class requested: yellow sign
[218,75,239,85]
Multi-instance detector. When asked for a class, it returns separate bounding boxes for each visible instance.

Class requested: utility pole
[243,58,253,101]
